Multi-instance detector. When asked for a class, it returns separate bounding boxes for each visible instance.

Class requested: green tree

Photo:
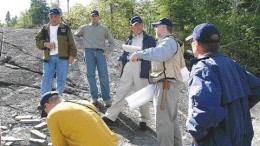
[28,0,49,25]
[15,11,33,28]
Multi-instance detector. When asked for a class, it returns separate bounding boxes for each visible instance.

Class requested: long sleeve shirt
[136,36,177,62]
[74,23,115,52]
[47,100,118,146]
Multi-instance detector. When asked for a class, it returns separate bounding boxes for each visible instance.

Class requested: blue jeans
[85,49,111,102]
[41,55,69,97]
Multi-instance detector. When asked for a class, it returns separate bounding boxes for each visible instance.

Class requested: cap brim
[151,22,161,27]
[130,22,141,26]
[91,13,99,16]
[185,35,193,41]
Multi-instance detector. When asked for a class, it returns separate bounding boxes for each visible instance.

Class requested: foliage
[5,11,18,27]
[14,11,33,28]
[27,0,49,25]
[5,0,260,74]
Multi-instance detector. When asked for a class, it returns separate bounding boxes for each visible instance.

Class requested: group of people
[35,8,260,146]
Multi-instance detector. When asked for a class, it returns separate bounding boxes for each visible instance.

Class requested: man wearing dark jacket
[102,16,156,130]
[35,8,77,97]
[186,23,260,146]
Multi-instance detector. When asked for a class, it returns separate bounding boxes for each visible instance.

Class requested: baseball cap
[186,23,220,43]
[90,10,99,16]
[40,91,59,117]
[49,8,60,15]
[130,16,143,26]
[152,18,173,28]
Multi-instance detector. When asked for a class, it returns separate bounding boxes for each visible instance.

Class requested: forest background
[1,0,259,74]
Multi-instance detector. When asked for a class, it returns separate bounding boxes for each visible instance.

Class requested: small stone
[30,130,47,139]
[1,136,23,141]
[15,115,33,121]
[29,138,46,145]
[33,122,47,130]
[0,126,8,130]
[19,119,41,124]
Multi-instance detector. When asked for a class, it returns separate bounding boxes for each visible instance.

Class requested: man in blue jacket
[186,23,260,146]
[102,16,156,130]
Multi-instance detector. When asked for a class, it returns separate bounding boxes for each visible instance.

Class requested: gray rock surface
[0,27,259,146]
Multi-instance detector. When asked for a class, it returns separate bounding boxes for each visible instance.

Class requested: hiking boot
[138,122,148,131]
[101,115,114,124]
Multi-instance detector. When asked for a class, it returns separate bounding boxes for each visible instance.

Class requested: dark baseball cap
[40,91,59,117]
[152,18,173,28]
[186,23,220,43]
[49,8,60,15]
[90,10,99,16]
[130,16,143,26]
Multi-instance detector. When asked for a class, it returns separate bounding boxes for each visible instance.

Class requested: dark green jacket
[35,23,77,61]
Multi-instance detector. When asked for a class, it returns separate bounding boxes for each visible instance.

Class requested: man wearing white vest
[130,18,183,146]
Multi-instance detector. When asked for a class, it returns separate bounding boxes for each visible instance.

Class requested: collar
[132,31,144,38]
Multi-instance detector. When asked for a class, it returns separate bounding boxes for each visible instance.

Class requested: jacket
[187,53,260,146]
[47,100,118,146]
[119,31,156,78]
[35,23,77,61]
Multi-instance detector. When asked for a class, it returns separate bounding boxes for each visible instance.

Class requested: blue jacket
[187,53,260,146]
[118,31,156,78]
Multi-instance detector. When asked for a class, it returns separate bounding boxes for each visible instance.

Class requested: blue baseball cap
[130,16,143,26]
[152,18,173,28]
[49,8,60,15]
[186,23,220,43]
[40,91,59,117]
[90,10,99,16]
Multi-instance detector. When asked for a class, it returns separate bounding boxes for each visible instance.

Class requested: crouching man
[41,91,118,146]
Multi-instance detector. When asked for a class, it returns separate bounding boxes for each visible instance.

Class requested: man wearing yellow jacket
[41,91,118,146]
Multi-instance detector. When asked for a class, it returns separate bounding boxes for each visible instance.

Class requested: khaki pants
[154,80,183,146]
[105,61,150,122]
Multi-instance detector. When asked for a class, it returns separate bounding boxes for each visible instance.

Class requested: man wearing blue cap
[102,16,156,130]
[74,10,115,107]
[129,18,185,146]
[40,91,118,145]
[185,23,260,146]
[36,8,77,97]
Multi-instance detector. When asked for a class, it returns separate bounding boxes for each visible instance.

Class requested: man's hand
[44,42,55,50]
[115,61,122,69]
[69,56,75,64]
[103,52,109,59]
[129,52,138,62]
[192,137,198,145]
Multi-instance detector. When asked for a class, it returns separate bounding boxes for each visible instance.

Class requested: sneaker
[104,102,112,108]
[104,100,112,107]
[138,122,148,131]
[101,115,114,124]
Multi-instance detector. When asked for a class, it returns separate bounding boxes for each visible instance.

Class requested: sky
[0,0,93,23]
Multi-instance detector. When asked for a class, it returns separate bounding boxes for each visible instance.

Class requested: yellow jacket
[47,100,118,146]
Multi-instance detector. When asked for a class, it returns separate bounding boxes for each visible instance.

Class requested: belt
[86,48,104,51]
[127,59,141,62]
